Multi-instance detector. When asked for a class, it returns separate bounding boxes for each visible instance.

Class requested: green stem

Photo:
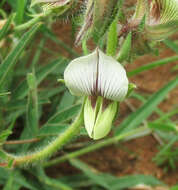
[14,16,42,32]
[44,127,148,168]
[4,104,84,167]
[13,11,51,32]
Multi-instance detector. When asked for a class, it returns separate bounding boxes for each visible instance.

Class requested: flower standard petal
[64,50,98,97]
[64,49,129,101]
[97,50,129,101]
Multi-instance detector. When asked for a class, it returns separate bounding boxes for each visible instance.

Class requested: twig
[5,138,41,145]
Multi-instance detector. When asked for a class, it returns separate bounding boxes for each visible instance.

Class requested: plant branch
[4,138,41,145]
[44,126,149,168]
[1,102,84,167]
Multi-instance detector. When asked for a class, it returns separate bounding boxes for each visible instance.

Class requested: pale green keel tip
[84,96,118,140]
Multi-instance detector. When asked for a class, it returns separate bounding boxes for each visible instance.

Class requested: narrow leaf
[115,77,178,135]
[0,24,41,88]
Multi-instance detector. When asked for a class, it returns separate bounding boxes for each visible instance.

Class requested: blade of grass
[70,159,164,190]
[43,26,79,57]
[128,56,178,77]
[163,39,178,53]
[0,23,41,89]
[34,167,74,190]
[106,18,118,56]
[12,58,66,99]
[0,14,14,41]
[43,104,81,127]
[117,32,132,62]
[15,0,26,24]
[115,77,178,135]
[18,72,39,152]
[26,73,39,136]
[70,159,112,189]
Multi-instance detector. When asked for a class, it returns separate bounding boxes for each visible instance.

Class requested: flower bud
[31,0,73,15]
[132,0,178,40]
[64,49,129,139]
[75,0,118,44]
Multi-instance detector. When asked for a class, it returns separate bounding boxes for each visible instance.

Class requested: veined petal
[133,0,178,40]
[64,50,97,97]
[98,50,128,101]
[64,49,129,102]
[146,0,178,40]
[149,0,178,25]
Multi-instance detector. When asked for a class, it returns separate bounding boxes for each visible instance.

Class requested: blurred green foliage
[0,0,177,189]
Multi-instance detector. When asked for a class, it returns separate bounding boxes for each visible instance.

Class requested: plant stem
[13,11,51,32]
[44,126,148,168]
[5,138,41,145]
[13,16,42,32]
[3,104,84,167]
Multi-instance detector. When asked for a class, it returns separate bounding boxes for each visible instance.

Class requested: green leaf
[0,23,41,89]
[115,77,178,135]
[0,169,39,190]
[148,122,177,132]
[117,32,132,62]
[0,150,8,160]
[170,185,178,190]
[0,92,10,97]
[38,124,68,137]
[3,171,14,190]
[43,26,79,57]
[57,91,76,111]
[163,39,178,53]
[0,14,14,41]
[106,18,118,56]
[26,73,39,136]
[138,14,146,32]
[70,159,164,190]
[0,130,12,145]
[42,104,81,128]
[128,56,178,77]
[12,58,65,99]
[15,0,26,24]
[70,159,111,189]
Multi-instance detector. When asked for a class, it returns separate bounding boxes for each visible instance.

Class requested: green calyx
[84,96,118,140]
[30,0,73,16]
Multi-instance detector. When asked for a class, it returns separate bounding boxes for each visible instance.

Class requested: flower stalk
[44,126,150,167]
[1,101,85,167]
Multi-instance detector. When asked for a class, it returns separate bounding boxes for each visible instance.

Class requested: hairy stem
[44,126,149,167]
[3,104,84,167]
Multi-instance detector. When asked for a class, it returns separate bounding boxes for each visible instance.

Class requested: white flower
[64,49,129,139]
[64,49,128,101]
